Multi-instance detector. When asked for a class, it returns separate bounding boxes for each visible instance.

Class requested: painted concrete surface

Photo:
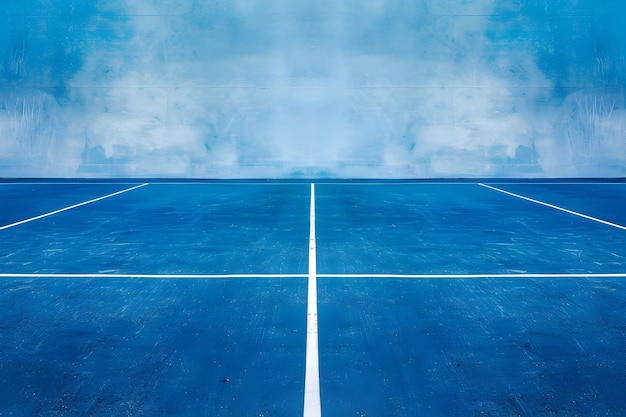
[1,180,626,415]
[0,278,307,416]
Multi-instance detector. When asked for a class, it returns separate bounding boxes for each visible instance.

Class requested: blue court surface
[1,179,626,416]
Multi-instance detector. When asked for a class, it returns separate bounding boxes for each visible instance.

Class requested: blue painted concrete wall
[1,1,625,178]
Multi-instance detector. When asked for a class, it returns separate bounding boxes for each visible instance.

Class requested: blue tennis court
[2,179,626,416]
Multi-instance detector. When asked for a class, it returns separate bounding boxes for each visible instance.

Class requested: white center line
[479,183,626,231]
[0,183,149,231]
[304,183,322,417]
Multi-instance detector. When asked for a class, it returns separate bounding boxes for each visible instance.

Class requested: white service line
[0,182,146,185]
[3,273,626,280]
[0,273,307,279]
[0,183,149,231]
[317,273,626,279]
[304,183,322,417]
[479,183,626,231]
[481,182,626,185]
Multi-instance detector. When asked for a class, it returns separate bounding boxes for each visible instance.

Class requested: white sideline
[303,183,321,417]
[479,183,626,231]
[0,183,149,231]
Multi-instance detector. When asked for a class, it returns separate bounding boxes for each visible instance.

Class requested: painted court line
[483,182,626,185]
[304,183,322,417]
[3,273,626,280]
[0,273,307,279]
[286,181,623,185]
[317,273,626,279]
[0,182,147,185]
[0,183,149,231]
[479,183,626,231]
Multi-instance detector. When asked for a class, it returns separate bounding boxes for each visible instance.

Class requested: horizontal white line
[479,183,626,231]
[300,179,626,186]
[0,182,148,185]
[2,181,479,186]
[2,273,626,280]
[2,181,624,186]
[115,181,312,185]
[306,180,478,186]
[0,184,149,231]
[0,273,308,279]
[317,273,626,279]
[483,182,626,185]
[0,182,300,186]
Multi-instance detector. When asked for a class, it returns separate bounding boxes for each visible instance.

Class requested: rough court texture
[1,179,626,416]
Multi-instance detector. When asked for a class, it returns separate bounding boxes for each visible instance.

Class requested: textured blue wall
[1,1,625,178]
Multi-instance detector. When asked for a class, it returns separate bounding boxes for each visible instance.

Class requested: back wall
[1,0,625,178]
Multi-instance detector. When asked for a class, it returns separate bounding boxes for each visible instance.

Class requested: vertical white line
[304,183,321,417]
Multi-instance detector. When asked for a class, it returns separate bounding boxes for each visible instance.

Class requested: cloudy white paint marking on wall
[0,0,625,178]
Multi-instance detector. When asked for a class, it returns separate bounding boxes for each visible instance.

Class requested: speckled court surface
[2,179,626,416]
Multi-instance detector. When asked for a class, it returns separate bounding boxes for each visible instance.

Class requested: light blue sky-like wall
[1,0,625,178]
